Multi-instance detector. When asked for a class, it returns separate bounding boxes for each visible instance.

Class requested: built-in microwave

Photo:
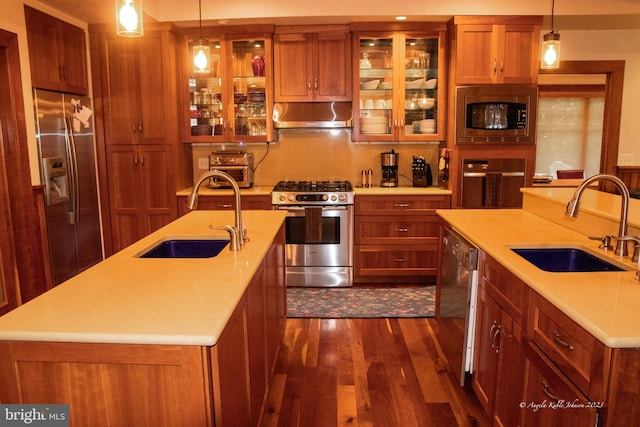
[455,85,538,144]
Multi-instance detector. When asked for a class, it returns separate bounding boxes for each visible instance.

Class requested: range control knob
[288,195,295,202]
[278,194,286,202]
[330,194,338,202]
[322,194,329,201]
[339,194,347,201]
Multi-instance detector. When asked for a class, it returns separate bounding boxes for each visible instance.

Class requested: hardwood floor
[260,318,490,427]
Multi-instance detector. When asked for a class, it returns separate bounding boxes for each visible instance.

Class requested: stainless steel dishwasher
[437,227,479,386]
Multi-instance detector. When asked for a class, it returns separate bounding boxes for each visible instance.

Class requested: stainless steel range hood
[272,102,352,128]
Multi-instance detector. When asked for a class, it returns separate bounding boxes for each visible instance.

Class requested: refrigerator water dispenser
[43,157,69,205]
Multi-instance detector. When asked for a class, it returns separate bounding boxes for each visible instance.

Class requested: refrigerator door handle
[64,117,80,224]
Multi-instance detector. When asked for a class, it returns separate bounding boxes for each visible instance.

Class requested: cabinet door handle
[552,330,575,351]
[307,80,312,92]
[218,203,233,209]
[140,155,145,168]
[313,79,318,91]
[541,380,561,403]
[500,58,504,75]
[393,258,409,262]
[493,58,497,76]
[138,120,143,135]
[490,321,501,353]
[133,156,139,168]
[395,228,409,232]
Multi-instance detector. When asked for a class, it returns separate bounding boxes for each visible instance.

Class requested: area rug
[287,286,435,318]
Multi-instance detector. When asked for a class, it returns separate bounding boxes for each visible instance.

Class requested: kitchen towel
[304,207,323,243]
[484,172,503,208]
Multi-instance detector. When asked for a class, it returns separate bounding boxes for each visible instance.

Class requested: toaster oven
[209,151,254,188]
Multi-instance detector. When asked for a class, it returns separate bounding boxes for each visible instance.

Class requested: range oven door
[275,205,354,287]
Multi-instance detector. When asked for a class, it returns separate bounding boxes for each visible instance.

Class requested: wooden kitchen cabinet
[181,31,275,143]
[176,194,271,216]
[24,6,88,95]
[106,145,177,251]
[473,251,526,426]
[451,16,542,85]
[351,23,447,142]
[90,25,183,254]
[274,25,352,102]
[354,194,450,283]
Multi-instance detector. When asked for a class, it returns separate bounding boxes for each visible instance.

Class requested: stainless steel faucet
[565,173,630,256]
[187,170,246,250]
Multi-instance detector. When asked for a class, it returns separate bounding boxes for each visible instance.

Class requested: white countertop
[0,210,287,347]
[437,202,640,348]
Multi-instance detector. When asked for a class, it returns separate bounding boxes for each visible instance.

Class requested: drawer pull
[393,258,409,262]
[394,203,411,208]
[394,228,409,232]
[217,203,234,209]
[541,380,561,402]
[552,330,575,351]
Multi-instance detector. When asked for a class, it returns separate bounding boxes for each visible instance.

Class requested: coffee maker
[381,149,398,187]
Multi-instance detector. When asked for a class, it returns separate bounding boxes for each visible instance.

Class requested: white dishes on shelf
[405,78,425,89]
[417,119,436,134]
[360,79,380,90]
[360,116,388,134]
[419,98,435,109]
[424,78,437,89]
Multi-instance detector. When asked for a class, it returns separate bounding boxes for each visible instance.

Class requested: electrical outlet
[197,157,209,170]
[618,153,635,166]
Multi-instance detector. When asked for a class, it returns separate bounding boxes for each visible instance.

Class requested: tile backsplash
[191,129,441,188]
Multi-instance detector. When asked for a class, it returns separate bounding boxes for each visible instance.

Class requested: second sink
[510,245,629,273]
[138,239,229,258]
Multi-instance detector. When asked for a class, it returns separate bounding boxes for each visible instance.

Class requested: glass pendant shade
[541,31,561,69]
[193,39,211,73]
[115,0,144,37]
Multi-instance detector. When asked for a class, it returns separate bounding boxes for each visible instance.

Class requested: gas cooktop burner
[273,180,353,192]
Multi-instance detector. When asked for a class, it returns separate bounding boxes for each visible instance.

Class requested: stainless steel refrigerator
[34,89,103,285]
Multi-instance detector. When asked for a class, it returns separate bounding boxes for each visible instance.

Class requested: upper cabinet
[181,31,274,143]
[451,16,542,85]
[24,6,88,95]
[93,31,177,146]
[274,25,352,102]
[351,24,447,143]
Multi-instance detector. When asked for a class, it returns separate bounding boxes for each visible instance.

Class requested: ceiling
[31,0,640,29]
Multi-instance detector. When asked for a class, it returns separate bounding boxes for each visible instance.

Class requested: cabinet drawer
[527,291,609,400]
[355,195,450,215]
[480,252,526,323]
[354,244,438,276]
[521,340,599,426]
[355,215,439,245]
[177,195,271,216]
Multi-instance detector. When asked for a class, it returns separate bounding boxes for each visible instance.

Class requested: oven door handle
[274,205,351,211]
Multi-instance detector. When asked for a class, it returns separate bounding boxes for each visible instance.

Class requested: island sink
[510,246,629,273]
[138,239,229,258]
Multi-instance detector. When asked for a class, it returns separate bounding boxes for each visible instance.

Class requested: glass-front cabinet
[183,33,273,143]
[351,27,446,142]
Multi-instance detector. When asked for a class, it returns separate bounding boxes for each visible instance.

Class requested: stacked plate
[417,119,436,134]
[360,116,388,134]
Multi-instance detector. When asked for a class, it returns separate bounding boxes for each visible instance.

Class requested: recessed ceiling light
[395,16,407,21]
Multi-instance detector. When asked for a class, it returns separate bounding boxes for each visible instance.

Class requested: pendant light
[541,0,561,69]
[115,0,144,37]
[193,0,211,73]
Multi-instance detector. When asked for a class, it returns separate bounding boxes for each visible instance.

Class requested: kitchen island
[437,187,640,426]
[0,210,287,426]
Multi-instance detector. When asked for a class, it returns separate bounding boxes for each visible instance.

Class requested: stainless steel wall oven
[272,181,354,287]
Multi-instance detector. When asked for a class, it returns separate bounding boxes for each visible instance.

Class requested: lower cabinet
[472,251,526,426]
[177,194,272,216]
[471,252,640,426]
[354,194,450,283]
[0,226,286,426]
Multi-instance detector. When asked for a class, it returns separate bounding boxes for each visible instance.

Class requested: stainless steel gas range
[272,180,354,287]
